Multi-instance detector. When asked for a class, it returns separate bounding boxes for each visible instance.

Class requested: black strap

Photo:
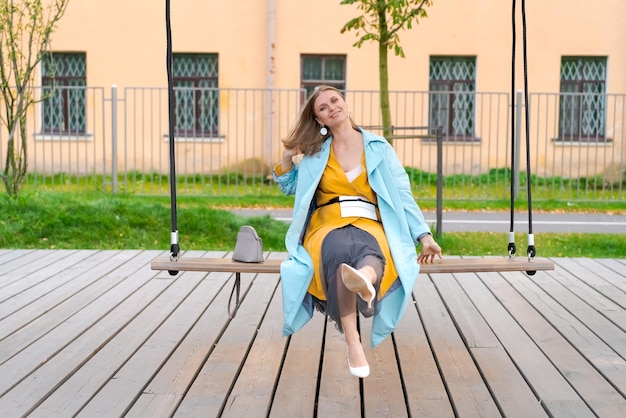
[511,0,537,275]
[317,196,377,209]
[521,0,536,259]
[165,0,179,262]
[521,0,537,274]
[508,0,517,257]
[228,273,241,318]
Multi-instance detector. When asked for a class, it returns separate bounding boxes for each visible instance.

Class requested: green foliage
[340,0,432,57]
[0,0,70,197]
[19,168,626,205]
[340,0,433,142]
[1,191,625,258]
[0,191,290,251]
[435,232,626,258]
[405,166,626,193]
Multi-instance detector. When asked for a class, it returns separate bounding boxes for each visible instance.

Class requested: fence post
[436,126,443,238]
[111,85,118,193]
[514,90,523,199]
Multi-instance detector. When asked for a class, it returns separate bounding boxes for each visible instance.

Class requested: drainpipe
[266,0,276,165]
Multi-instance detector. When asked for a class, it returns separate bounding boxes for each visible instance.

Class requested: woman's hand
[280,146,298,171]
[417,234,443,264]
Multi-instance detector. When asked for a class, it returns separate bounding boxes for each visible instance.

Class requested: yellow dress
[303,146,398,300]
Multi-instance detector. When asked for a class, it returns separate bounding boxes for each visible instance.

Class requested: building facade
[5,0,626,185]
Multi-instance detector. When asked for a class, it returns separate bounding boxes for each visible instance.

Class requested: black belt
[317,196,377,209]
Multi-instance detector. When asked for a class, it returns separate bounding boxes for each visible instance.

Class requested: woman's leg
[337,256,381,368]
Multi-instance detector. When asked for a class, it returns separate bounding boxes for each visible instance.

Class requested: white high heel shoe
[341,263,376,309]
[347,347,370,378]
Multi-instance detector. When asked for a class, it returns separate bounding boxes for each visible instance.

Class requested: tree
[340,0,433,142]
[0,0,69,197]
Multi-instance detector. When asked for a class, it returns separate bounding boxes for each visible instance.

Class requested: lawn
[2,191,625,258]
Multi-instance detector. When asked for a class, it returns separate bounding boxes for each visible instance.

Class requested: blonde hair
[282,85,357,156]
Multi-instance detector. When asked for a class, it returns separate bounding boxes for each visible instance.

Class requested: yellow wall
[11,0,624,179]
[48,0,625,93]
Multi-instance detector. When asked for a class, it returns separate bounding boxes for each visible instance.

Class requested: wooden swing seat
[151,255,554,275]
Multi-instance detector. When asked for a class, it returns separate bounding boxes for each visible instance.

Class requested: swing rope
[510,0,537,274]
[166,0,180,270]
[521,0,537,262]
[508,0,517,257]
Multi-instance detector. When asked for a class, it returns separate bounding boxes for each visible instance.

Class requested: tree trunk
[1,100,28,197]
[377,2,393,143]
[379,42,393,143]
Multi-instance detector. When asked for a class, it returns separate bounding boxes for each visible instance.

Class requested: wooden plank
[0,250,141,331]
[221,271,287,417]
[414,275,501,417]
[431,273,548,417]
[554,258,626,308]
[316,326,361,416]
[0,250,99,302]
[596,258,626,275]
[596,258,626,287]
[393,295,454,417]
[0,250,157,362]
[269,314,325,417]
[533,268,626,358]
[0,250,46,280]
[73,254,226,417]
[0,250,81,290]
[572,258,626,293]
[152,255,554,275]
[503,271,626,396]
[151,256,284,273]
[0,250,36,277]
[550,258,626,327]
[123,269,238,416]
[174,269,280,416]
[2,250,624,417]
[0,250,165,416]
[478,271,623,417]
[459,271,595,416]
[361,323,409,417]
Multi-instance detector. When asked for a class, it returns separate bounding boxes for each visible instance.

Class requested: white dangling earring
[320,125,328,136]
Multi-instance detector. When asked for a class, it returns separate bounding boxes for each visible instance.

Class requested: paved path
[231,209,626,234]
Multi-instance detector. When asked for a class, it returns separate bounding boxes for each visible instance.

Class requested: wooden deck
[0,249,624,417]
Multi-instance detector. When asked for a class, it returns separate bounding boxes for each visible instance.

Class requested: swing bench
[150,253,552,318]
[150,254,553,275]
[152,0,554,282]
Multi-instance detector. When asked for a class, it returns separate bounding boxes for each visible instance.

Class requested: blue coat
[273,129,430,347]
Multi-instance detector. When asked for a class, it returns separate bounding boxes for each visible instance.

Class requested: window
[428,56,476,141]
[301,55,346,99]
[173,53,219,137]
[41,52,87,134]
[558,57,608,142]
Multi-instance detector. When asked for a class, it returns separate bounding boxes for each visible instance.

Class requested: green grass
[1,191,625,258]
[24,168,626,204]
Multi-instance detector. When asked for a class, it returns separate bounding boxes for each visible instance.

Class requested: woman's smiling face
[314,89,349,128]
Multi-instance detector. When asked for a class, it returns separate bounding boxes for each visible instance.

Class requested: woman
[273,85,442,378]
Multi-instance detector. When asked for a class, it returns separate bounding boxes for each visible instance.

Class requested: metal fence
[1,87,624,201]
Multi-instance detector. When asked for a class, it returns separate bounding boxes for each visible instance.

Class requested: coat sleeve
[383,143,431,243]
[272,163,298,195]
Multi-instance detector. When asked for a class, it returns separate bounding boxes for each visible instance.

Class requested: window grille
[173,53,219,137]
[559,57,607,142]
[429,57,476,141]
[301,55,346,99]
[41,52,87,134]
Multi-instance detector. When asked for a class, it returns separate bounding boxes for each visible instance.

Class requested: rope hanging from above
[165,0,180,274]
[509,0,537,274]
